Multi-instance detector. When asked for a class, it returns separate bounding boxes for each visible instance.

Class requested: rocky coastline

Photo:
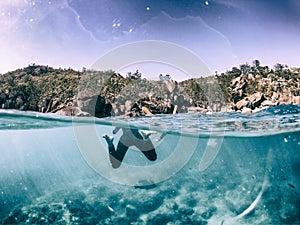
[0,62,299,117]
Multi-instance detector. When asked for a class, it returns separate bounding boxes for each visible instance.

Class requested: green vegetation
[0,64,80,111]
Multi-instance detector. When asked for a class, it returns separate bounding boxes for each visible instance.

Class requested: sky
[1,0,300,80]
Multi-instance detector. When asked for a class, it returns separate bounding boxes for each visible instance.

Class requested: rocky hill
[0,64,79,113]
[0,61,299,117]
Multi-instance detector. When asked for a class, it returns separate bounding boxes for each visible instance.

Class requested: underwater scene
[0,104,300,225]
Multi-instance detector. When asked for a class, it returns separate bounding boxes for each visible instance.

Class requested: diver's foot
[102,134,114,145]
[140,130,157,139]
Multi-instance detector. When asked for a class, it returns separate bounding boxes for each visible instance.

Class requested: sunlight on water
[0,105,300,224]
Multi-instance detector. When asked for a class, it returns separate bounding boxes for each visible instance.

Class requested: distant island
[0,60,299,117]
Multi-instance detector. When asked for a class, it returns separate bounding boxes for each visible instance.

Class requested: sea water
[0,105,299,225]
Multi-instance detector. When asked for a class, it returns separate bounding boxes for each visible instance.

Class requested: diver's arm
[112,127,121,134]
[157,133,166,141]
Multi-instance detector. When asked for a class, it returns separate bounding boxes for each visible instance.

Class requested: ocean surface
[0,105,300,225]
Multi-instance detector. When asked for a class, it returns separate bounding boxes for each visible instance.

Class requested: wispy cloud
[64,0,99,42]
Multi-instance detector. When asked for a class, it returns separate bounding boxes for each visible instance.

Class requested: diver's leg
[142,148,157,161]
[103,134,128,168]
[109,141,129,168]
[135,139,157,161]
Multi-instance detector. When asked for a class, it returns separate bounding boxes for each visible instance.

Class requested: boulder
[272,92,280,101]
[255,74,261,79]
[248,92,265,109]
[235,99,249,110]
[110,103,118,116]
[252,107,262,114]
[235,81,246,91]
[175,95,185,107]
[76,91,94,108]
[241,107,252,114]
[261,100,276,107]
[72,107,90,116]
[278,95,293,105]
[292,96,300,105]
[187,107,208,113]
[124,100,132,112]
[116,96,125,104]
[231,76,241,87]
[89,96,106,116]
[248,73,255,80]
[75,94,112,118]
[127,96,176,116]
[55,106,90,117]
[220,104,235,112]
[232,92,243,104]
[119,104,125,114]
[55,107,73,116]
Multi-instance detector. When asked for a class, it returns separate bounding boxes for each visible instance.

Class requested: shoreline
[0,63,299,117]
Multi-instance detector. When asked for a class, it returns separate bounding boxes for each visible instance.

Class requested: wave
[0,104,300,137]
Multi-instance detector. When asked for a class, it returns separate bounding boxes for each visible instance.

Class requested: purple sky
[1,0,300,79]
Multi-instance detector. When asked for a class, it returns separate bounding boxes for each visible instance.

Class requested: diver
[103,126,157,169]
[102,106,158,168]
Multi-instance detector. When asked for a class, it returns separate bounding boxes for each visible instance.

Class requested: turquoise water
[0,105,300,225]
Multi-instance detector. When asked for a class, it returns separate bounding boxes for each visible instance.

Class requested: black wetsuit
[108,128,157,168]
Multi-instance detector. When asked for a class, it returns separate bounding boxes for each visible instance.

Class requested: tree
[25,64,37,75]
[165,74,171,80]
[126,70,141,79]
[159,74,163,81]
[158,74,172,81]
[240,63,251,75]
[252,59,261,74]
[252,59,260,69]
[274,63,287,73]
[229,67,241,75]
